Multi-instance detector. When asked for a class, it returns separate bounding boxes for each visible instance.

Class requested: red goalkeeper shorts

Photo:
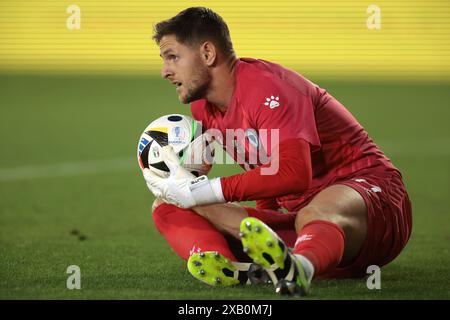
[244,168,413,278]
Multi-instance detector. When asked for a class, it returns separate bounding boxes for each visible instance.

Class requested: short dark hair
[153,7,235,57]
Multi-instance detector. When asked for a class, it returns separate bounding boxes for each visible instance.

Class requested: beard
[180,64,211,104]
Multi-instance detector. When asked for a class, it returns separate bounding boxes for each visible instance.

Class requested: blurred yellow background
[1,0,449,79]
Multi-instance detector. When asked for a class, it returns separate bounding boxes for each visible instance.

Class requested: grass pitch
[0,74,449,299]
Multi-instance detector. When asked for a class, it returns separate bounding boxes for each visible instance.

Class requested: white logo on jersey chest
[264,95,280,109]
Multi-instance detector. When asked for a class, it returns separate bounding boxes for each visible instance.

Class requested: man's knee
[295,204,342,231]
[296,204,367,237]
[295,186,369,264]
[295,186,367,233]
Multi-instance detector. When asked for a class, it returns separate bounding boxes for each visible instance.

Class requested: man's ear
[199,41,217,67]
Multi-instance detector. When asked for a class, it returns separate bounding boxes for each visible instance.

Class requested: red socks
[293,220,345,277]
[152,203,238,261]
[153,204,345,278]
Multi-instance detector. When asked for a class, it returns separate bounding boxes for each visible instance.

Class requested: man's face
[159,35,211,104]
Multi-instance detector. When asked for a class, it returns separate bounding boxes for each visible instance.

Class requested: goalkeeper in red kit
[142,7,412,295]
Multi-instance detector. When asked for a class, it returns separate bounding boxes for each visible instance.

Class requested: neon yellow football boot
[187,251,249,286]
[239,217,312,296]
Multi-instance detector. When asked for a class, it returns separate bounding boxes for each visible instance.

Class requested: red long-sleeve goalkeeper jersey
[191,58,398,212]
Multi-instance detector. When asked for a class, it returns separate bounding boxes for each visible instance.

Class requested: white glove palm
[143,146,224,208]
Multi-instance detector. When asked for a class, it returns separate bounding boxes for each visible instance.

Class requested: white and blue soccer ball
[137,114,214,178]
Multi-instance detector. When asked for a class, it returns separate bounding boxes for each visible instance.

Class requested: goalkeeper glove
[142,145,225,208]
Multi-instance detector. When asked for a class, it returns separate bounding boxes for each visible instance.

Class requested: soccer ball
[137,114,214,178]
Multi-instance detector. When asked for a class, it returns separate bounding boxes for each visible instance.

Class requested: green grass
[0,74,449,299]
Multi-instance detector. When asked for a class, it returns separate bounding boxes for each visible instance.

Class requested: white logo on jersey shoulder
[264,95,280,109]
